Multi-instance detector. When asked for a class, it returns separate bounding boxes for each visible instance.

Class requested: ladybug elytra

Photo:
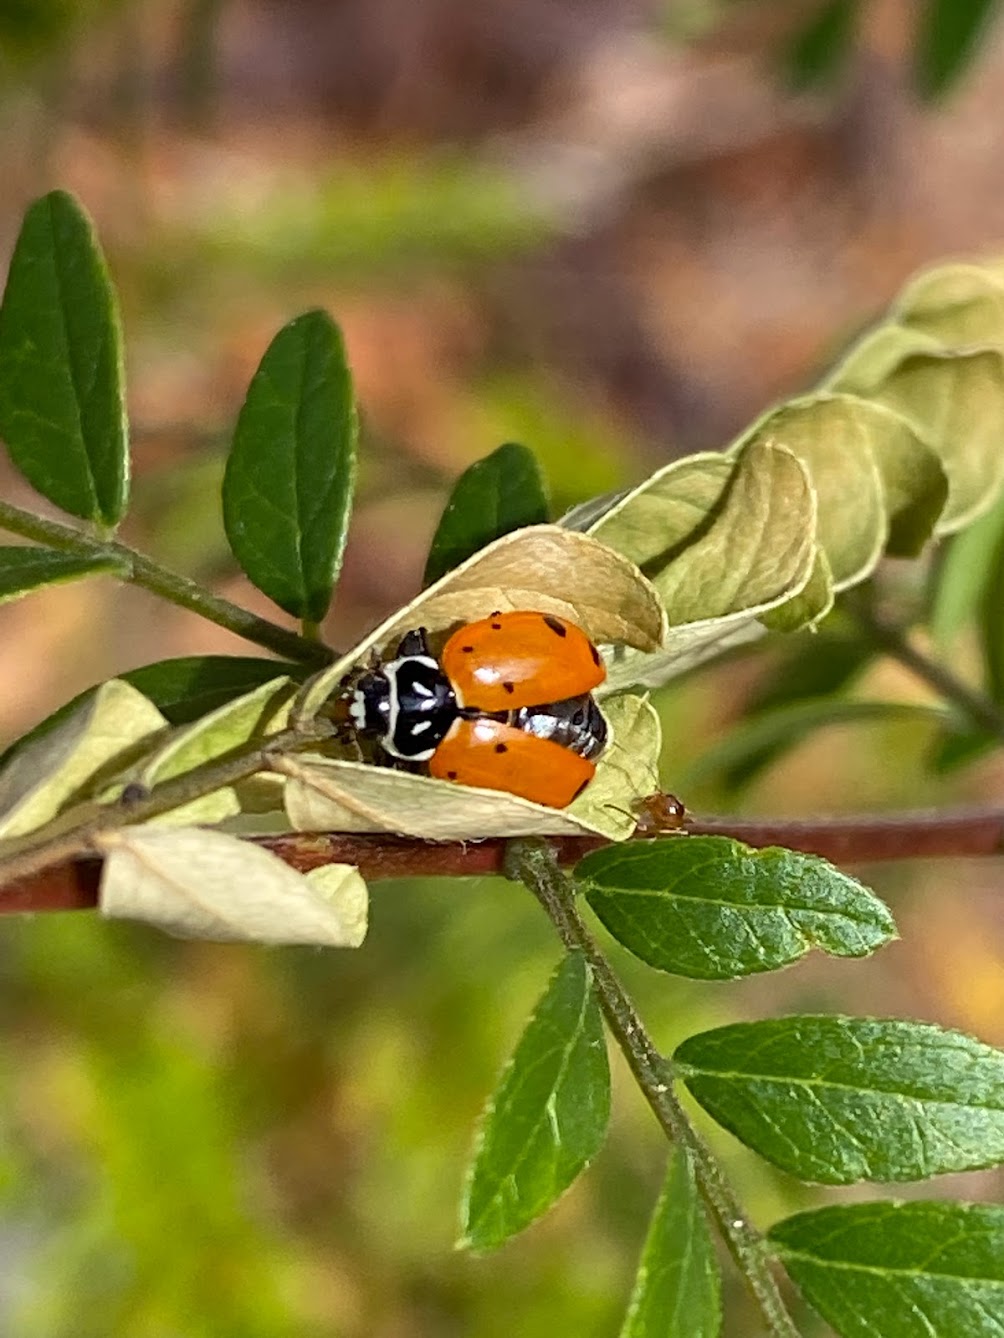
[337,611,608,808]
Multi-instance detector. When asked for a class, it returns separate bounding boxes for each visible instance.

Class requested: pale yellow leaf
[0,681,167,840]
[98,825,367,947]
[135,676,295,826]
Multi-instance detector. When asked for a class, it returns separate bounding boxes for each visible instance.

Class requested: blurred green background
[2,2,1004,1334]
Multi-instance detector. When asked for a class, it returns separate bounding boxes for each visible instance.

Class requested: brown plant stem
[5,804,1004,915]
[504,838,800,1338]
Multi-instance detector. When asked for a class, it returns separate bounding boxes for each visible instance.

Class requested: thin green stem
[850,597,1004,743]
[0,498,333,667]
[505,839,800,1338]
[0,719,336,890]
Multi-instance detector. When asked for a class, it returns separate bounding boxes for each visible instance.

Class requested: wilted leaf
[98,825,367,946]
[424,442,548,585]
[577,838,895,980]
[597,443,818,692]
[836,347,1004,532]
[223,309,357,623]
[896,260,1004,346]
[0,655,304,773]
[134,676,295,825]
[744,399,885,587]
[0,191,129,526]
[0,546,126,603]
[0,680,166,839]
[828,321,944,389]
[676,1016,1004,1183]
[459,951,609,1249]
[567,694,661,842]
[297,524,664,719]
[585,451,733,571]
[757,548,834,632]
[620,1146,721,1338]
[770,1202,1004,1338]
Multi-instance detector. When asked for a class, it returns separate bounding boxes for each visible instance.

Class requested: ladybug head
[347,627,458,762]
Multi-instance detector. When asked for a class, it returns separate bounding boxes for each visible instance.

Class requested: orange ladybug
[440,610,604,712]
[340,611,608,807]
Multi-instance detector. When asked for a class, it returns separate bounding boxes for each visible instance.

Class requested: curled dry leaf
[594,441,818,691]
[297,524,664,720]
[896,260,1004,347]
[0,680,166,840]
[131,676,296,826]
[831,341,1004,533]
[565,694,660,841]
[282,693,658,842]
[98,825,367,946]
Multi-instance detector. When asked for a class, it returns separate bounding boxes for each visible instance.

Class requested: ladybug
[337,611,608,808]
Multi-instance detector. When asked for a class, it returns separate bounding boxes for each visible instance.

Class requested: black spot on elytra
[490,622,502,630]
[461,645,474,653]
[447,770,458,780]
[543,614,567,637]
[589,643,601,666]
[494,742,508,754]
[490,609,501,617]
[503,681,515,694]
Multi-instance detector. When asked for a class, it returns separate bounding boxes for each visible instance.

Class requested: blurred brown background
[2,2,1004,1335]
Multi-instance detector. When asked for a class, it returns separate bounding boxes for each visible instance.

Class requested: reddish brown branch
[3,806,1004,916]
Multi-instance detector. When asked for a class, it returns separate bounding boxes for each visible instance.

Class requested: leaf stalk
[0,497,333,667]
[503,838,801,1338]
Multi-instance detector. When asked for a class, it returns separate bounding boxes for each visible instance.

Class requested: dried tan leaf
[98,825,367,946]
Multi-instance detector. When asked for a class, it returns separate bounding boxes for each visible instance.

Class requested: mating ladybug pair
[334,611,609,808]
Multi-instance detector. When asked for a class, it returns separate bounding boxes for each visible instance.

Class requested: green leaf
[0,190,129,526]
[915,0,1000,100]
[928,721,997,773]
[980,511,1004,702]
[620,1146,721,1338]
[576,838,895,981]
[929,487,1004,649]
[676,1016,1004,1183]
[0,655,304,769]
[459,950,610,1250]
[769,1201,1004,1338]
[0,546,125,603]
[222,309,357,623]
[423,442,549,586]
[717,632,873,788]
[785,0,860,91]
[685,700,946,793]
[120,655,306,724]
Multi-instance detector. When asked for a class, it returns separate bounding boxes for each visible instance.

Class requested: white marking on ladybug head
[348,691,367,729]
